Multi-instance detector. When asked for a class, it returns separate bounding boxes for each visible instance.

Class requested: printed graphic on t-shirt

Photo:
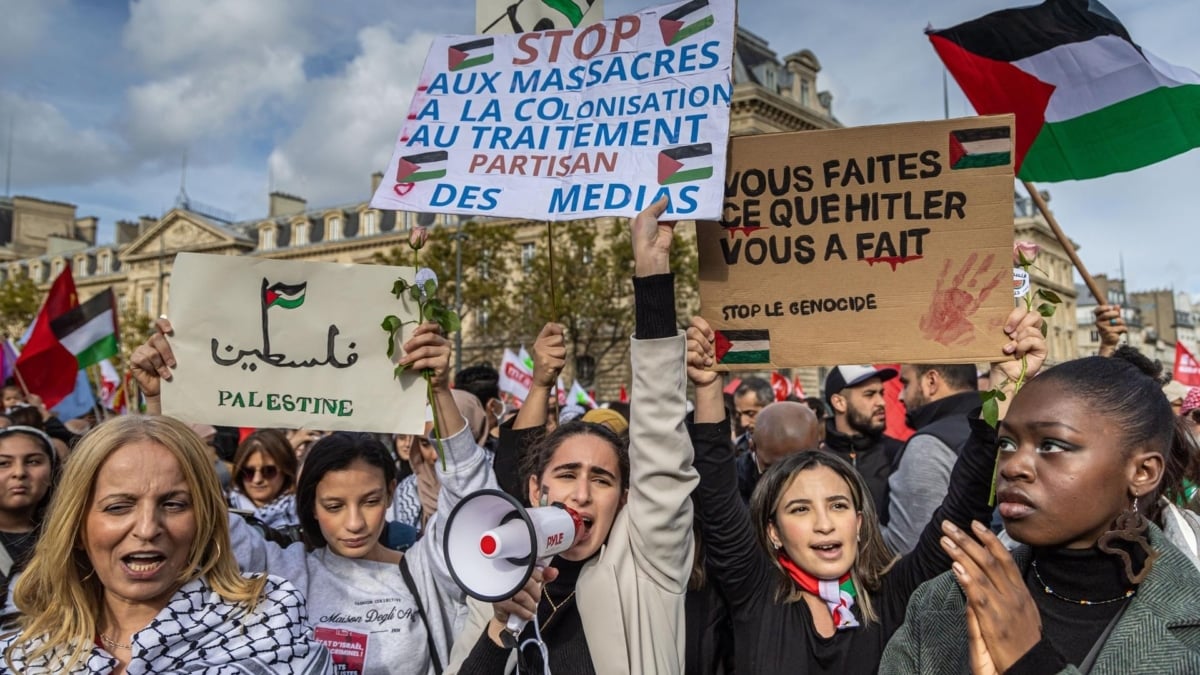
[315,626,368,674]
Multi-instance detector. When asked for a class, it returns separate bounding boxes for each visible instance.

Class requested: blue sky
[1,0,1196,296]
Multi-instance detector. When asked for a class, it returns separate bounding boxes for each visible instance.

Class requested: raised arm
[881,305,1047,618]
[492,323,565,502]
[129,317,175,416]
[686,316,774,609]
[623,197,699,590]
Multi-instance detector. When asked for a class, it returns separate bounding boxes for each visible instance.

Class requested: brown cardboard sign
[697,115,1015,369]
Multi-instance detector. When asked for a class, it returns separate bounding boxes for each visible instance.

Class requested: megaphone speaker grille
[443,489,538,602]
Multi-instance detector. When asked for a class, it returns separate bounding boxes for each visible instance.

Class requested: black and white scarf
[5,575,332,674]
[229,492,301,531]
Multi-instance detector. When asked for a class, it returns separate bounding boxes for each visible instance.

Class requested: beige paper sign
[697,115,1016,369]
[162,253,425,434]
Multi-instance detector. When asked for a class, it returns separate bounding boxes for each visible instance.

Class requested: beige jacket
[446,333,698,674]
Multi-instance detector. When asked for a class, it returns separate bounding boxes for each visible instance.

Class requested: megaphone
[444,489,582,640]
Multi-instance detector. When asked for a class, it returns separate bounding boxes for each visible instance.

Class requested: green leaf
[423,279,437,298]
[409,286,422,302]
[393,363,409,379]
[982,396,1000,429]
[1037,302,1057,318]
[1040,322,1049,338]
[423,303,440,322]
[381,315,403,333]
[441,310,461,333]
[1036,289,1063,304]
[392,279,409,298]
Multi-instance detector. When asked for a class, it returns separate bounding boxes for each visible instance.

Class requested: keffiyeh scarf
[229,491,300,531]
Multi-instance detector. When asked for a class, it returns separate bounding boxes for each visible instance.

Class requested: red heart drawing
[393,183,415,197]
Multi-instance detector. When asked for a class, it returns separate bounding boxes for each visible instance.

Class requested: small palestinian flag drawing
[448,38,494,72]
[659,0,714,46]
[658,143,713,185]
[396,151,448,183]
[714,329,770,366]
[264,280,307,310]
[949,127,1012,170]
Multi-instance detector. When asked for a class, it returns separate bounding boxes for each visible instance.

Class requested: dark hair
[801,396,830,421]
[734,377,773,407]
[910,364,978,392]
[6,407,43,429]
[1036,347,1185,525]
[520,421,629,496]
[455,364,500,405]
[749,450,895,623]
[232,429,299,498]
[296,432,397,549]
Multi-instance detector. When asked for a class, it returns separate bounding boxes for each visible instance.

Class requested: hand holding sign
[631,197,673,277]
[531,323,567,388]
[130,317,176,413]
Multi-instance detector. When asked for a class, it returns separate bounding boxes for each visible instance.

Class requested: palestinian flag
[949,126,1012,169]
[49,289,118,369]
[659,0,714,46]
[264,280,307,310]
[928,0,1200,182]
[396,151,449,183]
[448,38,494,72]
[714,329,770,366]
[658,143,713,185]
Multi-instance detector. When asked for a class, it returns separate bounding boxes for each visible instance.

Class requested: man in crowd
[822,365,902,524]
[736,400,821,503]
[882,363,982,554]
[454,364,502,452]
[732,377,773,454]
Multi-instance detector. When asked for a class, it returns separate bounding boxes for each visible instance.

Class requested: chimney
[371,171,384,195]
[75,216,99,245]
[139,215,157,234]
[269,191,307,218]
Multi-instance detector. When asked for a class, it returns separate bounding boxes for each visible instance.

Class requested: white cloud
[267,26,434,207]
[0,91,119,189]
[0,0,62,64]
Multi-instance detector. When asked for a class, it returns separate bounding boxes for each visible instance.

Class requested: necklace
[1031,560,1135,606]
[541,587,577,628]
[99,633,130,651]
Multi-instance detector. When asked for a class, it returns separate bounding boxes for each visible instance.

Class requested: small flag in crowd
[714,329,770,366]
[949,127,1012,170]
[770,371,793,402]
[499,348,534,401]
[568,380,597,409]
[49,288,119,369]
[396,151,449,183]
[928,0,1200,182]
[618,383,629,404]
[264,280,307,310]
[658,143,713,185]
[15,268,80,408]
[51,370,97,421]
[448,38,495,71]
[98,359,122,408]
[659,0,714,46]
[1175,342,1200,387]
[0,339,18,383]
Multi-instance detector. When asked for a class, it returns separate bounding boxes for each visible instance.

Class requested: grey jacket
[880,525,1200,674]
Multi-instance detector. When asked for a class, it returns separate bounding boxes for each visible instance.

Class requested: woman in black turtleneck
[882,347,1200,673]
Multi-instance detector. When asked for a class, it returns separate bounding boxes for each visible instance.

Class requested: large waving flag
[478,0,601,34]
[14,269,79,408]
[928,0,1200,182]
[50,289,119,369]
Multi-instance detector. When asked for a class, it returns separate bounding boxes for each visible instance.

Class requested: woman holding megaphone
[446,197,699,675]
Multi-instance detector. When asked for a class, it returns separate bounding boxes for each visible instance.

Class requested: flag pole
[11,363,31,399]
[1021,180,1105,303]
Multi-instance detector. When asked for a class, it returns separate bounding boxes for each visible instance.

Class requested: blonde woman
[1,415,331,674]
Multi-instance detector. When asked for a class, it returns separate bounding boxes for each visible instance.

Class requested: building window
[30,262,43,283]
[362,210,378,236]
[294,221,309,246]
[328,216,343,242]
[118,295,128,312]
[51,259,64,278]
[142,288,154,316]
[521,242,536,272]
[801,79,810,106]
[479,299,490,332]
[260,226,276,250]
[764,68,776,91]
[98,252,112,275]
[74,257,88,278]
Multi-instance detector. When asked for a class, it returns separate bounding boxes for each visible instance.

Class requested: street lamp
[453,227,469,373]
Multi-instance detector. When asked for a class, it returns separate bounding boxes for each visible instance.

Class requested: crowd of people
[0,198,1197,673]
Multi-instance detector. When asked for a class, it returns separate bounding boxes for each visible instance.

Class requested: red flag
[877,363,915,442]
[770,371,792,402]
[1174,342,1200,387]
[618,384,629,404]
[14,269,79,408]
[722,377,742,395]
[791,374,806,399]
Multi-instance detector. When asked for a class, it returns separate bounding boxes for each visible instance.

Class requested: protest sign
[477,0,604,35]
[371,0,735,221]
[697,115,1016,369]
[162,253,426,434]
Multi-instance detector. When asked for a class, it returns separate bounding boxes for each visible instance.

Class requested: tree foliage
[118,305,154,366]
[0,274,40,339]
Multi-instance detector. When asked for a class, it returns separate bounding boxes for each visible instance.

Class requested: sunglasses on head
[241,465,280,482]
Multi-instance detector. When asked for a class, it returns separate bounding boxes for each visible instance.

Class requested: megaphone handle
[506,612,530,637]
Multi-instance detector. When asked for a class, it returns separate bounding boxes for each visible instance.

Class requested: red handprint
[919,254,1005,346]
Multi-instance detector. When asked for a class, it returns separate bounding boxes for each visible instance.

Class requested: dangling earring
[1097,491,1158,585]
